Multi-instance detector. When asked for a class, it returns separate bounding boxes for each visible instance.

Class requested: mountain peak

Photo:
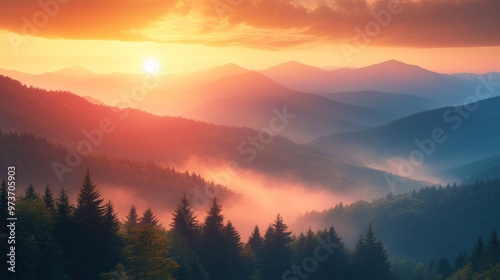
[366,60,425,71]
[267,61,325,71]
[49,65,97,77]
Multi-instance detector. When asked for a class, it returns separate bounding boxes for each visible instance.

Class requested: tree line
[1,170,498,279]
[298,179,500,262]
[0,170,393,280]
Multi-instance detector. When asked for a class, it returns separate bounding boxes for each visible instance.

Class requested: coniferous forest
[1,170,499,280]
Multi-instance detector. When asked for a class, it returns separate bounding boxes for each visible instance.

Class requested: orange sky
[0,0,499,74]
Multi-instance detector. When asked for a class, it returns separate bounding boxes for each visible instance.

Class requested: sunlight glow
[144,58,160,74]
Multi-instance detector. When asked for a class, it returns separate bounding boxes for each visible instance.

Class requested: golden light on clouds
[0,0,498,74]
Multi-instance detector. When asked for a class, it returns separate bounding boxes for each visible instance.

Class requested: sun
[144,58,160,74]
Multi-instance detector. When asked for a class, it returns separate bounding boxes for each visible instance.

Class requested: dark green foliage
[43,184,56,216]
[352,224,391,280]
[54,187,76,277]
[487,229,500,264]
[168,231,209,280]
[262,214,293,280]
[73,170,119,280]
[25,184,38,200]
[298,180,500,261]
[56,188,72,219]
[435,257,452,279]
[316,226,350,279]
[139,208,160,228]
[123,224,178,280]
[16,198,69,280]
[171,194,199,245]
[222,221,244,279]
[0,130,234,213]
[470,236,488,271]
[453,251,468,271]
[123,205,139,234]
[102,201,123,273]
[75,169,105,225]
[449,229,500,279]
[7,172,500,280]
[199,197,227,279]
[248,225,264,257]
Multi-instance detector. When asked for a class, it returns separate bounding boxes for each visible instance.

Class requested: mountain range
[0,75,421,200]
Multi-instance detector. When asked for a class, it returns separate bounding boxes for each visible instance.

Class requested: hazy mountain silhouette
[310,96,500,177]
[325,90,433,119]
[263,60,477,106]
[47,65,100,79]
[446,155,500,182]
[0,75,424,196]
[0,130,234,211]
[184,71,389,142]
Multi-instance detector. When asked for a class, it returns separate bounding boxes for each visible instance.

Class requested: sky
[1,0,499,74]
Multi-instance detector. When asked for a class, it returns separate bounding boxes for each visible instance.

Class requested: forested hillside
[296,180,500,262]
[0,130,233,210]
[1,172,499,280]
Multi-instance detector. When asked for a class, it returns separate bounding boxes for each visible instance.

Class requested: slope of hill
[0,75,423,196]
[310,96,500,175]
[183,71,389,142]
[0,130,234,211]
[325,90,433,119]
[446,155,500,182]
[294,180,500,262]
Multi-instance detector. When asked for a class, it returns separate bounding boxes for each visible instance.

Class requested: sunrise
[0,0,499,279]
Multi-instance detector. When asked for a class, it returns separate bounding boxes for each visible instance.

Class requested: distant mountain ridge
[183,71,390,142]
[0,130,235,211]
[262,60,481,106]
[0,75,424,197]
[310,96,500,177]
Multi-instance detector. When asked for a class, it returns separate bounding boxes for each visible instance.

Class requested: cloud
[0,0,184,40]
[1,0,499,48]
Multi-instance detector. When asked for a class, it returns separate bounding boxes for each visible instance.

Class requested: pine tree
[54,187,76,277]
[25,184,38,200]
[435,256,452,279]
[199,197,226,279]
[73,169,107,280]
[487,230,500,265]
[102,200,122,271]
[471,236,487,271]
[124,205,139,234]
[43,184,56,216]
[316,226,350,280]
[171,194,198,244]
[353,224,391,280]
[124,222,179,279]
[454,251,469,271]
[56,188,72,219]
[248,225,264,256]
[139,208,160,228]
[75,169,105,225]
[222,221,244,279]
[168,230,210,280]
[17,198,68,279]
[262,214,293,280]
